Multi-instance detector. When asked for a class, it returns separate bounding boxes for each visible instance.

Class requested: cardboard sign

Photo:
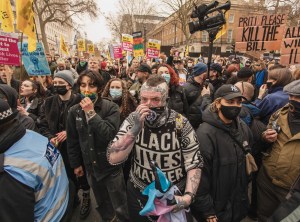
[77,39,86,52]
[18,42,51,76]
[133,31,144,57]
[146,39,161,58]
[280,26,300,65]
[0,32,20,66]
[122,34,133,52]
[235,14,286,52]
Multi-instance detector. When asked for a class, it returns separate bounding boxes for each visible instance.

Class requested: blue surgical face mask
[110,88,122,99]
[162,73,171,84]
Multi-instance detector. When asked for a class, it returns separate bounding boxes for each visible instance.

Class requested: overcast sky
[79,0,164,43]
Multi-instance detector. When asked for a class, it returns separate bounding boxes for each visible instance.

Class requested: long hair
[102,78,137,120]
[157,64,179,86]
[268,68,294,87]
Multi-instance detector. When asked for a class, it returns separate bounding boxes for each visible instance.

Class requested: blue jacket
[255,86,289,124]
[255,69,267,89]
[4,130,69,222]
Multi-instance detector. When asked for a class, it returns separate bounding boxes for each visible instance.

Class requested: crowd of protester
[0,50,299,222]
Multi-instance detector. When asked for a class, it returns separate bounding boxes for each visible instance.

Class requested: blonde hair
[210,98,221,113]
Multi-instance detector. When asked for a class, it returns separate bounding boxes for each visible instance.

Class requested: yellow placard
[0,0,14,32]
[87,44,94,54]
[122,34,133,43]
[77,39,86,52]
[147,39,161,50]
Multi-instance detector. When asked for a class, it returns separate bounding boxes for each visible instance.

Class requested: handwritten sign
[146,39,161,58]
[235,14,286,52]
[112,44,123,59]
[87,44,94,54]
[0,32,20,66]
[122,34,133,52]
[280,27,300,65]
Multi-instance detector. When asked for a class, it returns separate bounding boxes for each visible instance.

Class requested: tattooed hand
[130,104,150,136]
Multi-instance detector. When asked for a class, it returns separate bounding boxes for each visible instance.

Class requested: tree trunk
[40,22,49,53]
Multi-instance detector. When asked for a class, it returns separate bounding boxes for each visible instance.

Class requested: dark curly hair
[77,69,104,94]
[102,78,137,121]
[22,79,46,98]
[157,64,179,86]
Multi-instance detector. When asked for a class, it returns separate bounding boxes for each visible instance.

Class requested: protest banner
[112,44,123,59]
[77,39,86,52]
[146,39,161,58]
[235,14,286,52]
[133,31,144,57]
[0,32,20,66]
[87,44,94,54]
[122,34,133,52]
[18,42,51,76]
[280,26,300,65]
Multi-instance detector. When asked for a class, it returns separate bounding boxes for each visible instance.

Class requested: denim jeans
[87,168,129,222]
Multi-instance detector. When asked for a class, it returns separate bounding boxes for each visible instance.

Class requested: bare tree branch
[33,0,99,52]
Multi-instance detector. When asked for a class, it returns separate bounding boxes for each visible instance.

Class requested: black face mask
[289,100,300,118]
[54,85,68,95]
[220,105,241,120]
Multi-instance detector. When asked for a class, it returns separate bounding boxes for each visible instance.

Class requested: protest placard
[77,39,86,52]
[0,32,20,66]
[133,31,144,57]
[122,34,133,52]
[87,44,94,54]
[235,14,286,52]
[280,26,300,65]
[18,42,51,76]
[112,44,123,59]
[146,39,161,58]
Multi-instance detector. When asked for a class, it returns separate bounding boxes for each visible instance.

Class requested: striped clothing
[4,130,69,222]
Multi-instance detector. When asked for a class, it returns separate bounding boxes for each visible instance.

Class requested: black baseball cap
[214,84,247,100]
[137,63,152,74]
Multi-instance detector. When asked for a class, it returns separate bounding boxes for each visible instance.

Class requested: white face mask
[187,63,193,68]
[232,71,238,76]
[159,59,163,63]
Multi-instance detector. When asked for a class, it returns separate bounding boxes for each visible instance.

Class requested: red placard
[113,45,123,59]
[122,42,133,52]
[0,32,20,66]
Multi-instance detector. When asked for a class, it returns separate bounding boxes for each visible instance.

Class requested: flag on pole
[16,0,37,52]
[215,12,229,41]
[60,35,69,55]
[0,0,14,32]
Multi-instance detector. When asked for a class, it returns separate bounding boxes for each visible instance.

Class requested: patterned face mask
[80,91,97,101]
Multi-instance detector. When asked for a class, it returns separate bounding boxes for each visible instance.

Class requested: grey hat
[54,70,74,87]
[283,80,300,96]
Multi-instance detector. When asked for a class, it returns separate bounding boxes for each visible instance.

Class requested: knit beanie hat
[54,70,74,87]
[0,98,18,125]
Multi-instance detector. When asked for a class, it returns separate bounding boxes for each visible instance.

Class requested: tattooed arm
[108,105,150,164]
[173,168,201,210]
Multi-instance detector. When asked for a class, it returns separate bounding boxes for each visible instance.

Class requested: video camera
[189,1,231,34]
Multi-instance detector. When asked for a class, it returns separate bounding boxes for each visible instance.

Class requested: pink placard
[146,48,160,58]
[113,45,123,59]
[122,42,133,52]
[0,32,20,66]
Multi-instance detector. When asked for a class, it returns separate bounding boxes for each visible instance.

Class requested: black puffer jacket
[67,98,121,181]
[192,108,253,222]
[168,85,188,116]
[38,93,81,139]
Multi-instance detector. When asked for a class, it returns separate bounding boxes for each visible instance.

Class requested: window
[202,32,208,42]
[227,30,233,43]
[229,14,234,23]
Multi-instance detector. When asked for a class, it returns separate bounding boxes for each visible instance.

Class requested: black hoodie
[192,108,253,222]
[0,85,36,131]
